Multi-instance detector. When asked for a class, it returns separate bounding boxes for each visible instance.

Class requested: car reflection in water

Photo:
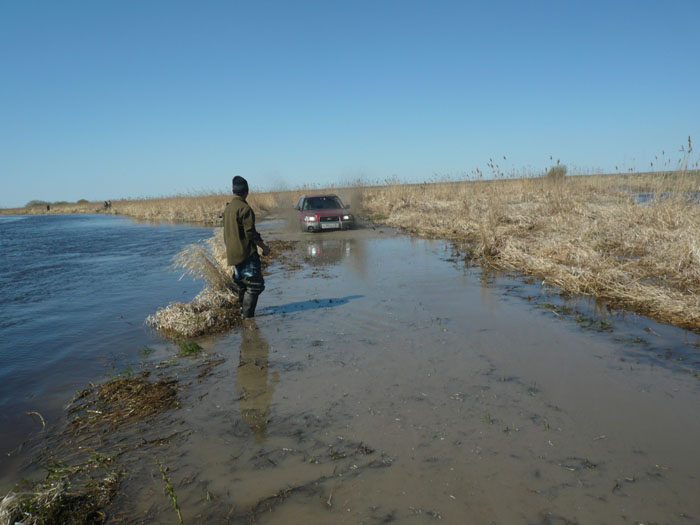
[305,238,352,262]
[303,238,367,278]
[236,321,278,443]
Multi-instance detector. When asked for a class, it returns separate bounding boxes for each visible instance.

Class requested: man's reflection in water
[236,320,278,443]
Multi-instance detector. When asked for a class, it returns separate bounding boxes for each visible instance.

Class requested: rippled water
[94,227,700,523]
[2,219,700,522]
[0,214,212,458]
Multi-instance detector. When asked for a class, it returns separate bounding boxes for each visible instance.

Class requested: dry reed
[4,167,698,331]
[146,229,241,338]
[0,187,361,223]
[360,170,700,330]
[0,472,119,524]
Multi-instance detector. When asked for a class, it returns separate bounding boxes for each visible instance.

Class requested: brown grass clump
[146,229,296,338]
[67,374,178,433]
[0,472,119,525]
[361,170,700,330]
[146,229,240,338]
[0,373,178,524]
[96,377,177,425]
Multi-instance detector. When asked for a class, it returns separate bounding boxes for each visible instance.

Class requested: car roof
[301,194,340,199]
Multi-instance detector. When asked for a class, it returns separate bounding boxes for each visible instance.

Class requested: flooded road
[5,221,700,523]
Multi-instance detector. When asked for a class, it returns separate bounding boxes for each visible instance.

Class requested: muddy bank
[2,223,699,523]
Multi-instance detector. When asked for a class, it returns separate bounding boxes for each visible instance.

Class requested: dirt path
[5,222,700,523]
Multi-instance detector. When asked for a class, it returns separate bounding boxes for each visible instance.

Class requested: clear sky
[1,0,699,208]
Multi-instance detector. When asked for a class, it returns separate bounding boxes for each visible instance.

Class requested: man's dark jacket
[223,196,262,266]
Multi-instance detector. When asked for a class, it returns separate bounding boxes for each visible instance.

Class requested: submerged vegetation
[177,341,202,356]
[0,470,120,525]
[0,370,180,524]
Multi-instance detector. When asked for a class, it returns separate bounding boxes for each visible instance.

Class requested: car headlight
[342,215,352,220]
[304,216,317,222]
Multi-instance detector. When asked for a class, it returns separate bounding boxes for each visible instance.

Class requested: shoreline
[3,172,699,334]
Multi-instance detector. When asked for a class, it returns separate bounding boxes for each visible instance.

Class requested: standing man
[223,176,270,319]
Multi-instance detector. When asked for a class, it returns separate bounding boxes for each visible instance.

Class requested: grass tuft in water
[178,341,202,356]
[146,230,241,339]
[0,463,120,524]
[157,459,184,525]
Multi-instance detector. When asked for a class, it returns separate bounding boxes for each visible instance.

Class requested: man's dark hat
[232,176,249,195]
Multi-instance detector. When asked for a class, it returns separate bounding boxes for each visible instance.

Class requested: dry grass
[0,201,106,216]
[146,229,241,338]
[108,193,257,223]
[0,187,363,223]
[0,473,119,525]
[146,230,296,338]
[105,188,363,223]
[0,192,286,222]
[0,371,182,524]
[360,170,700,330]
[3,168,698,331]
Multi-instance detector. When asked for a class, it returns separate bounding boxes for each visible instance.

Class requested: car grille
[319,216,340,222]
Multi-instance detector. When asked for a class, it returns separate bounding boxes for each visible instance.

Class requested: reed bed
[105,188,364,223]
[0,201,105,216]
[0,192,294,222]
[0,187,360,222]
[360,171,700,330]
[3,169,698,331]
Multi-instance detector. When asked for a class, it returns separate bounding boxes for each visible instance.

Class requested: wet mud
[3,220,700,523]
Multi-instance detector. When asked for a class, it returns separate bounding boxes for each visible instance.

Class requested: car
[295,194,355,232]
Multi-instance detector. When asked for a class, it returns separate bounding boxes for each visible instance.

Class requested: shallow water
[3,220,699,523]
[85,225,698,523]
[0,214,212,461]
[635,191,700,205]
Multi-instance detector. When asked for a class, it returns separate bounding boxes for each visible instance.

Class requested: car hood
[302,208,348,216]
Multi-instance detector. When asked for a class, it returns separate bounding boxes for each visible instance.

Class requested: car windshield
[303,196,343,210]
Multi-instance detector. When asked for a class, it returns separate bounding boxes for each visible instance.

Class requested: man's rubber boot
[241,293,259,319]
[237,286,246,309]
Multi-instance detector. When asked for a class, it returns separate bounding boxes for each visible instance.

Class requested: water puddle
[4,223,699,523]
[634,191,700,205]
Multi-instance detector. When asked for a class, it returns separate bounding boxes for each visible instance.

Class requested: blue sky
[1,1,699,207]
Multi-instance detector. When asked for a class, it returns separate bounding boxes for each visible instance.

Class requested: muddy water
[4,221,698,523]
[88,224,699,524]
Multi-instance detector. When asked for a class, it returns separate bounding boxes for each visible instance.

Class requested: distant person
[46,204,50,212]
[223,176,270,319]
